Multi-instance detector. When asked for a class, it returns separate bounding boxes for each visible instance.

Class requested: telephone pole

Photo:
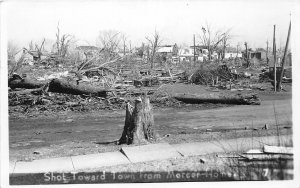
[123,40,126,56]
[193,34,196,66]
[273,25,277,92]
[244,42,249,67]
[266,40,269,66]
[236,44,239,58]
[278,20,291,91]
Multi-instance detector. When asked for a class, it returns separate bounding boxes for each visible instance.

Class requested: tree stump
[118,97,156,145]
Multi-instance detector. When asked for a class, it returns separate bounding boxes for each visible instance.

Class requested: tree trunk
[174,92,260,105]
[9,75,108,97]
[9,76,47,90]
[118,97,156,145]
[48,78,107,97]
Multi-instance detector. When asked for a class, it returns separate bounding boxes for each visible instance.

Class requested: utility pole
[273,25,277,92]
[123,40,126,56]
[222,37,226,60]
[278,20,291,91]
[266,40,269,66]
[244,42,249,67]
[236,44,239,58]
[193,34,196,66]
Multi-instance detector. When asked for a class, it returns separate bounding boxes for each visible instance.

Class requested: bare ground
[9,82,293,181]
[9,83,292,161]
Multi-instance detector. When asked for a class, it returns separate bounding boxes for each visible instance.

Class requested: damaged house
[14,48,50,65]
[221,46,243,59]
[157,44,179,63]
[179,45,210,62]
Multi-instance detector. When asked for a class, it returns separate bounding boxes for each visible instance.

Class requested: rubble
[9,46,275,117]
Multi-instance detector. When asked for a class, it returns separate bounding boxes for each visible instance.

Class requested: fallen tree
[174,92,260,105]
[8,75,47,90]
[9,75,108,97]
[48,78,108,97]
[10,83,49,95]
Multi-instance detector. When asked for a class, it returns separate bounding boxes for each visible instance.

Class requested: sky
[4,0,298,50]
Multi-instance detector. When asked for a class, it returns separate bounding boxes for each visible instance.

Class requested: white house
[157,46,174,54]
[14,48,50,65]
[178,47,205,62]
[224,52,242,59]
[178,48,193,62]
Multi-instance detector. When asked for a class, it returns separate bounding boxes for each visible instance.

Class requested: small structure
[249,49,267,60]
[14,48,49,65]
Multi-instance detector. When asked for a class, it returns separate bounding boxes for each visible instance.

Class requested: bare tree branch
[145,30,162,69]
[198,23,232,60]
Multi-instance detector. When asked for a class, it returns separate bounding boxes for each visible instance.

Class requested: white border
[1,0,300,188]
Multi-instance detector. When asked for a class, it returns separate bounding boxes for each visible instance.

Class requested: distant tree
[35,38,45,61]
[199,22,231,61]
[136,43,145,58]
[146,30,162,69]
[221,32,232,60]
[54,23,74,59]
[96,30,121,60]
[121,34,128,56]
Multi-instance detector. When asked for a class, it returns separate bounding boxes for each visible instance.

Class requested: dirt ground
[9,82,292,162]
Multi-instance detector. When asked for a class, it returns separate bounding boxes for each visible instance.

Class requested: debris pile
[189,64,232,85]
[8,48,270,117]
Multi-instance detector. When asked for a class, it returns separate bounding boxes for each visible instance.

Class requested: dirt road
[160,99,292,130]
[9,93,292,161]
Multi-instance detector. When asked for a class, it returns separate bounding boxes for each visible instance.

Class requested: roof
[157,46,173,53]
[75,46,99,51]
[190,45,207,49]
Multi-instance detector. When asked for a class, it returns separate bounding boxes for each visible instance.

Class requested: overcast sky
[4,0,297,50]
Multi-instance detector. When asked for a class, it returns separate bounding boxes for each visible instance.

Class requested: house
[178,47,204,62]
[14,49,31,62]
[224,51,243,59]
[189,45,207,54]
[157,44,179,62]
[224,52,242,59]
[178,48,193,62]
[244,49,267,60]
[14,48,49,65]
[189,45,223,60]
[75,45,99,60]
[157,44,178,56]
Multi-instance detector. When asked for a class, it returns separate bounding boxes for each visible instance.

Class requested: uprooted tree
[118,96,157,145]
